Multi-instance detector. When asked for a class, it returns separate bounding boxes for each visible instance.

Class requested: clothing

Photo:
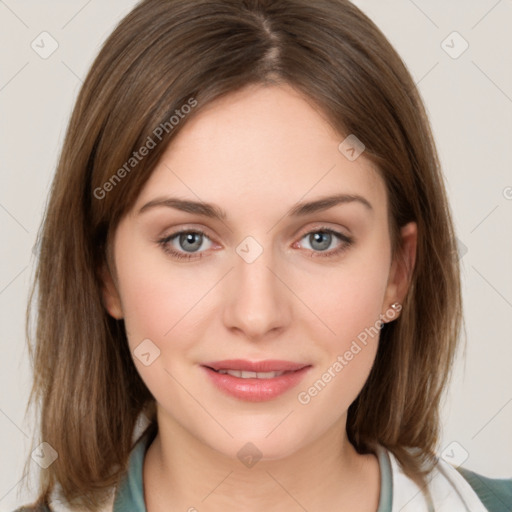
[14,428,512,512]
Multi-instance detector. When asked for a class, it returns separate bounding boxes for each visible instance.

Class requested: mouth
[201,359,312,401]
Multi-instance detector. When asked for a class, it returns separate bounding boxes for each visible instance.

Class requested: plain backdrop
[1,0,511,509]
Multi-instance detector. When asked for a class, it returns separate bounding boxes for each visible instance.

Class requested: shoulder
[456,466,512,512]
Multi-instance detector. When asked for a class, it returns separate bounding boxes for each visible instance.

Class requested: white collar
[385,447,488,511]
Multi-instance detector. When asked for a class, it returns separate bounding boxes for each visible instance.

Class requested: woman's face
[104,83,416,460]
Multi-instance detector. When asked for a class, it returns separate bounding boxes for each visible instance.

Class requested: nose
[222,243,292,341]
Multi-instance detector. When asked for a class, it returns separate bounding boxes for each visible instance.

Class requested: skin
[102,83,417,511]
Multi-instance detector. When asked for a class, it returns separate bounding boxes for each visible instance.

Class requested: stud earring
[391,302,401,311]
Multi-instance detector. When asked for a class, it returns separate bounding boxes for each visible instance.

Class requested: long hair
[22,0,463,509]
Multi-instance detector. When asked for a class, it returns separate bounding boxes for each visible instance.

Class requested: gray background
[1,0,511,509]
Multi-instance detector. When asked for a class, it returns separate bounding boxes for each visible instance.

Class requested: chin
[200,425,312,465]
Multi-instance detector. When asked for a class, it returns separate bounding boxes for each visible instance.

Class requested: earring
[391,302,401,310]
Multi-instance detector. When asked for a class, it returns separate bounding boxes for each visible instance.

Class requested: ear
[99,263,124,320]
[382,221,417,320]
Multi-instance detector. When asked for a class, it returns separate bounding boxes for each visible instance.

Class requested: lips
[201,359,312,401]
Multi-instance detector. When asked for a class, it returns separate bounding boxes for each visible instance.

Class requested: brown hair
[21,0,463,509]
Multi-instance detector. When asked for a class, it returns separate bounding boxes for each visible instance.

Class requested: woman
[15,0,512,511]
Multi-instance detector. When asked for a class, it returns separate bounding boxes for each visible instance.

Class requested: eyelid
[295,221,351,239]
[158,224,218,243]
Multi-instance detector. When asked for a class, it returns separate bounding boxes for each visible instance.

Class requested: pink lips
[201,359,312,401]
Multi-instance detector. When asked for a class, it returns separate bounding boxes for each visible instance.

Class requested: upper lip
[203,359,310,372]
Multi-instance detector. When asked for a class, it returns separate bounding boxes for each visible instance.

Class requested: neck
[143,412,381,512]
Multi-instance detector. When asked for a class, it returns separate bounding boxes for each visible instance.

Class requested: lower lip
[202,365,312,402]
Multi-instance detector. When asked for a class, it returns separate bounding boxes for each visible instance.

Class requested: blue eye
[298,228,353,258]
[158,230,212,260]
[157,227,353,261]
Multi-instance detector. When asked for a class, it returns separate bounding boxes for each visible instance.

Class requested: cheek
[299,236,391,349]
[295,290,383,420]
[114,230,210,350]
[114,250,210,406]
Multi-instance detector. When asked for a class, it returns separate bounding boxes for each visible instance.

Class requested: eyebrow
[138,193,373,220]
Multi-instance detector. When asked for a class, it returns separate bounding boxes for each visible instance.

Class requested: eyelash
[157,227,353,262]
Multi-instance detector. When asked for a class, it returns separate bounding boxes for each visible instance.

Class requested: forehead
[133,84,387,219]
